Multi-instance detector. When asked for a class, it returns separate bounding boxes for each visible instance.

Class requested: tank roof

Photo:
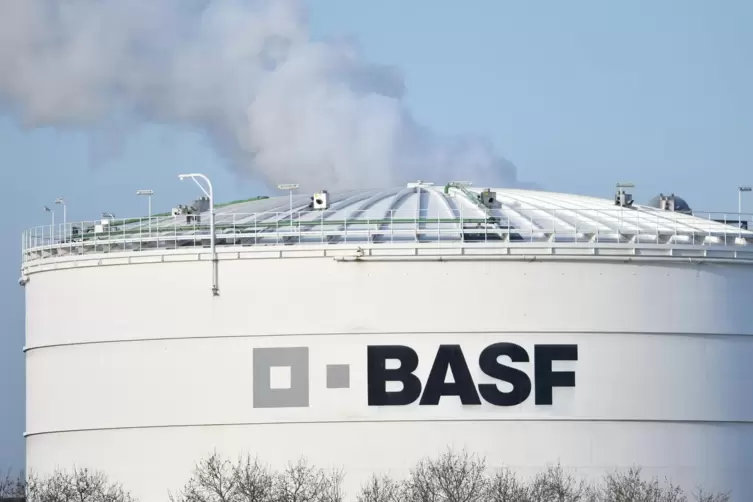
[208,184,750,237]
[22,183,753,267]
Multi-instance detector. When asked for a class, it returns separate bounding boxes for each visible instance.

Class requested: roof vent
[311,190,330,210]
[192,196,210,214]
[479,189,497,208]
[172,205,191,217]
[658,193,677,211]
[614,183,634,208]
[647,193,692,214]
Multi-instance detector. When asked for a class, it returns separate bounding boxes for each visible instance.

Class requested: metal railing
[22,207,753,265]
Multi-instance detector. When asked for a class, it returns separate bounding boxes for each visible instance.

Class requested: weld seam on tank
[22,329,753,353]
[24,417,753,438]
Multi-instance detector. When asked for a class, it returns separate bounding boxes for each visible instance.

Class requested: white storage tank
[20,182,753,500]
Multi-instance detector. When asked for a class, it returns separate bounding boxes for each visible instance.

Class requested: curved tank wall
[24,250,753,501]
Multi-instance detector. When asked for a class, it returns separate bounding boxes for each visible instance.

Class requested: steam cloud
[0,0,530,191]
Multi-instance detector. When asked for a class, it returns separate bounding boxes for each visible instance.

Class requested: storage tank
[20,181,753,500]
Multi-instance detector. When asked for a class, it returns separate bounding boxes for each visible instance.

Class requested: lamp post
[277,183,299,224]
[738,186,751,236]
[44,205,54,243]
[136,189,154,236]
[178,173,218,296]
[55,197,66,241]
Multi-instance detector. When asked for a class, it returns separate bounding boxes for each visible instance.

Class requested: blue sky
[1,0,752,469]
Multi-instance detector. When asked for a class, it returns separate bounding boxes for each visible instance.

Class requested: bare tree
[0,468,25,500]
[595,466,687,502]
[526,462,595,502]
[273,458,344,502]
[171,453,343,502]
[484,467,531,502]
[316,466,345,502]
[356,474,403,502]
[25,467,135,502]
[402,448,488,502]
[170,448,735,502]
[170,451,240,502]
[233,455,275,502]
[691,487,731,502]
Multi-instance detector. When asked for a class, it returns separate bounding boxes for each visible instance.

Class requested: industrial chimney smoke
[0,0,531,191]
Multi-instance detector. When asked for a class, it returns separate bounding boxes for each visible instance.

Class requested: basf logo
[252,343,578,409]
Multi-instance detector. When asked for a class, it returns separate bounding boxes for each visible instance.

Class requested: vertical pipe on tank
[179,173,219,296]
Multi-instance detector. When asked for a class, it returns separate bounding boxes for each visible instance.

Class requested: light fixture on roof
[407,180,435,188]
[44,205,55,242]
[55,197,66,239]
[179,173,218,296]
[136,189,154,236]
[614,182,634,208]
[738,186,752,236]
[738,185,752,213]
[277,183,300,219]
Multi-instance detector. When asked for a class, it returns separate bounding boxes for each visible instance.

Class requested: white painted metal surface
[21,185,753,266]
[22,185,753,501]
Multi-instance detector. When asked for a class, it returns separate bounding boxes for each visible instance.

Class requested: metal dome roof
[21,182,753,266]
[647,193,693,213]
[208,183,750,240]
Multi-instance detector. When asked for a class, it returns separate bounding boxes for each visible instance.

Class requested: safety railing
[22,207,753,265]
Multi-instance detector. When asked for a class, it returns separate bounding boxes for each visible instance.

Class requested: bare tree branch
[0,468,25,500]
[170,453,343,502]
[402,448,488,502]
[12,447,735,502]
[317,467,345,502]
[596,466,691,502]
[232,454,275,502]
[25,467,134,502]
[692,487,731,502]
[273,457,344,502]
[356,474,403,502]
[526,462,594,502]
[485,467,530,502]
[170,451,240,502]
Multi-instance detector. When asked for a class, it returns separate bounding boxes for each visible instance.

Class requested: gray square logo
[326,364,350,389]
[253,347,309,408]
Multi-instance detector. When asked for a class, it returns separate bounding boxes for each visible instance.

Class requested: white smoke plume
[0,0,531,191]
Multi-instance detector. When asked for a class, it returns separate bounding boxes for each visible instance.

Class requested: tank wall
[24,256,753,500]
[25,331,753,431]
[27,423,753,501]
[25,257,753,348]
